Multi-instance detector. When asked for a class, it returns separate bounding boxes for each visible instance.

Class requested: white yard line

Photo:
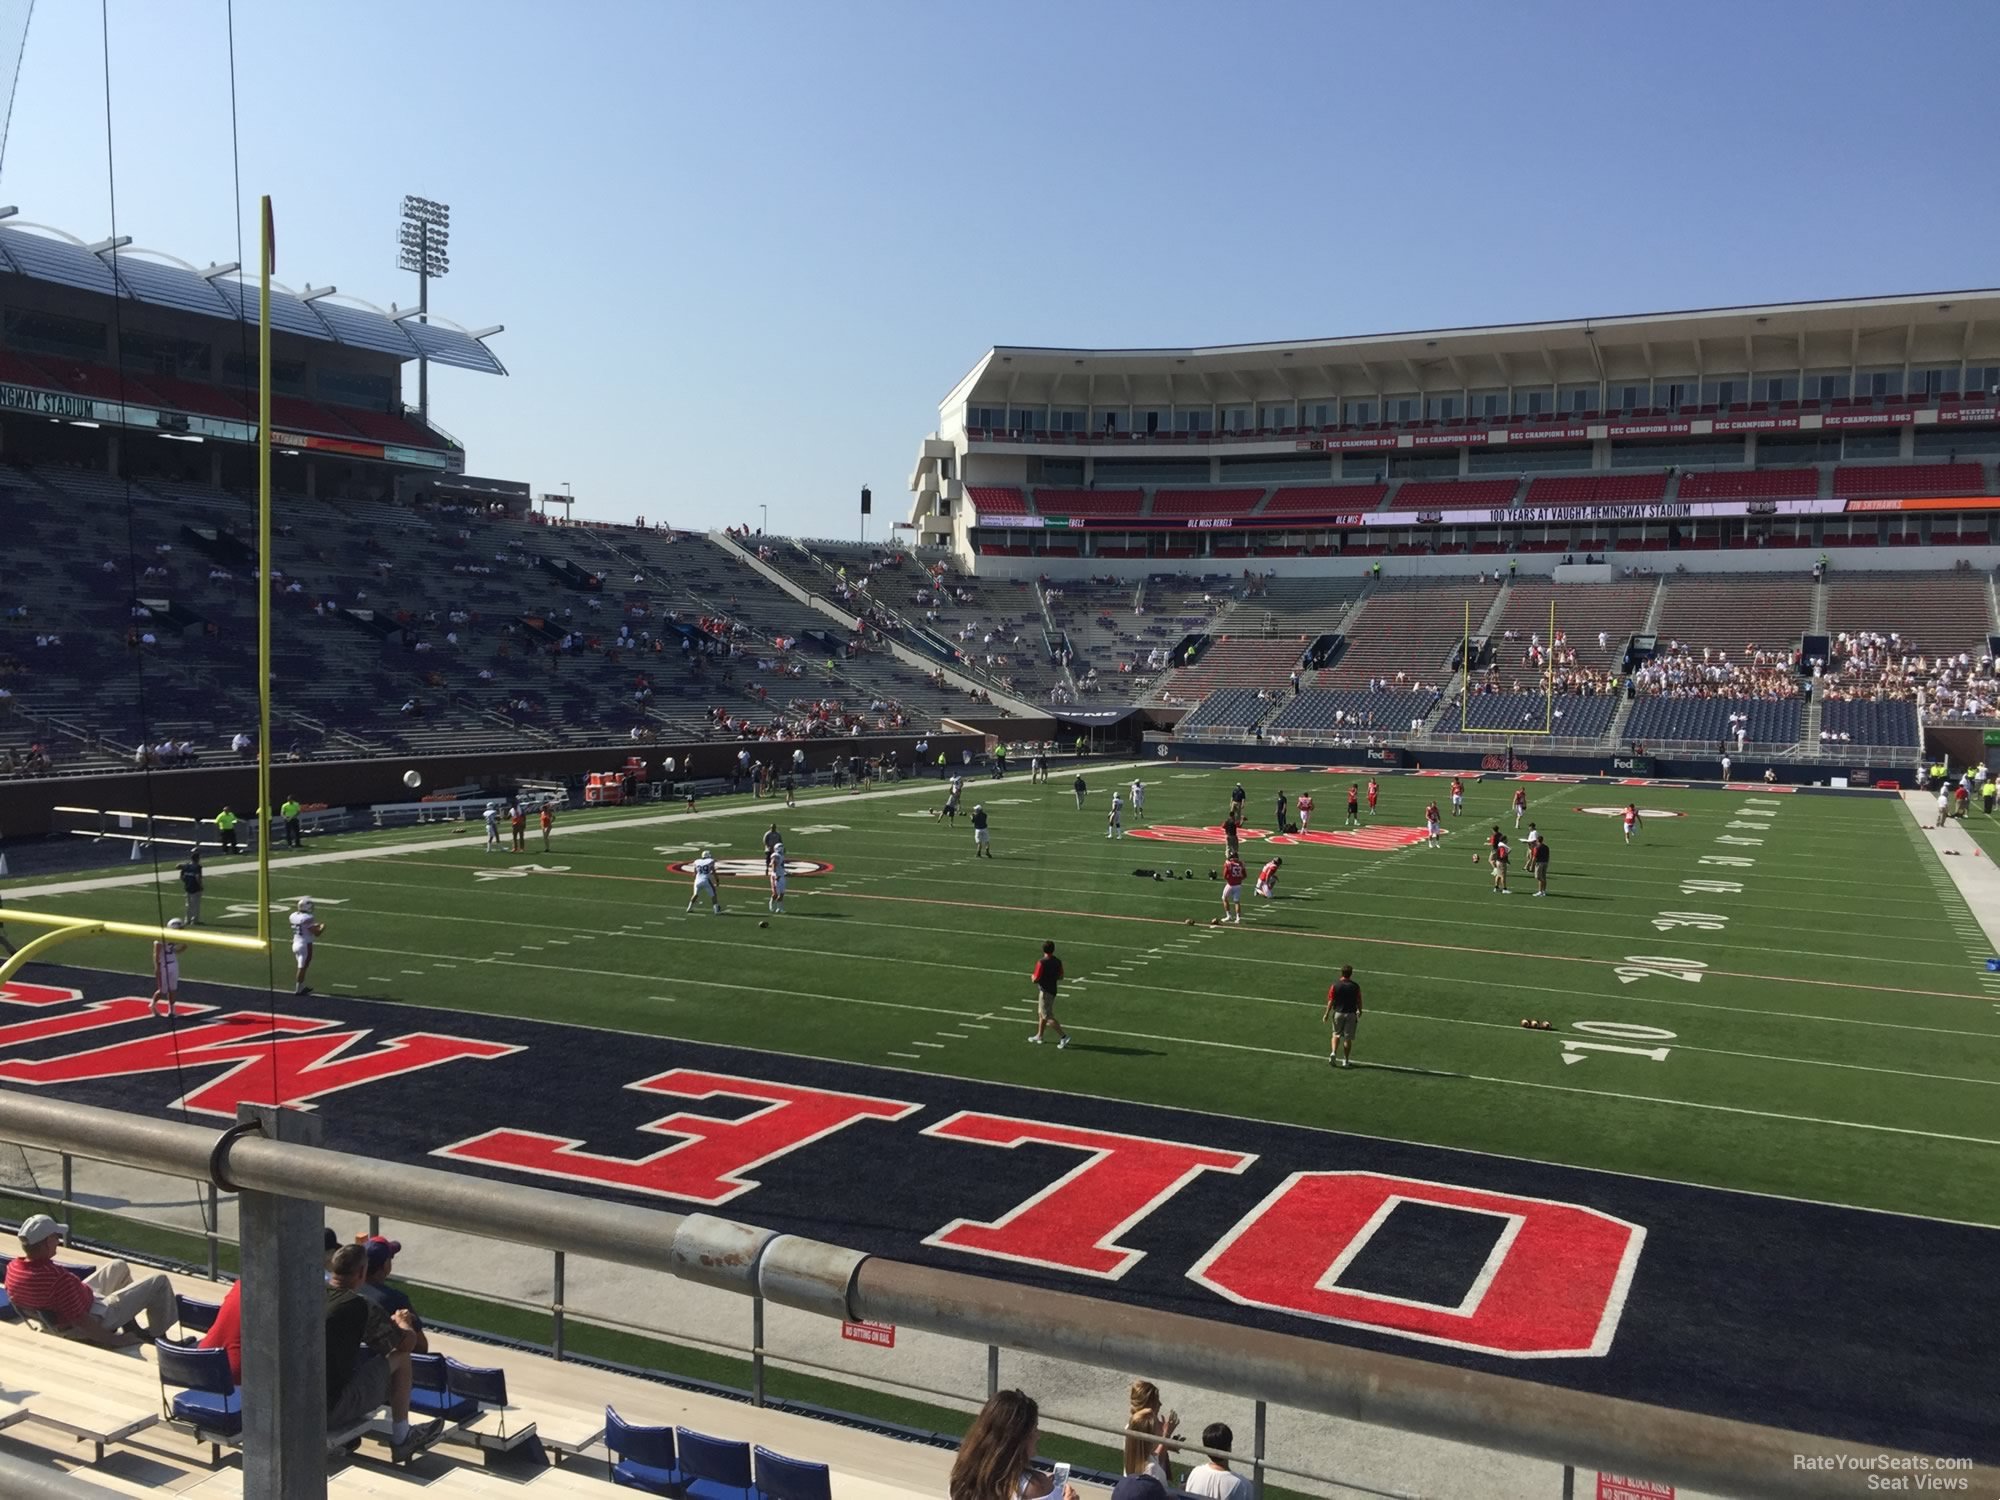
[2,763,1157,905]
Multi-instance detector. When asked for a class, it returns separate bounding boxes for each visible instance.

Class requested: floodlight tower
[397,194,451,425]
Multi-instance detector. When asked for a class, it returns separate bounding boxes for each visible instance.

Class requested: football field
[8,761,2000,1457]
[9,762,1999,1226]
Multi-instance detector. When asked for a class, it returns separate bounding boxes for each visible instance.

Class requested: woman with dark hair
[950,1390,1078,1500]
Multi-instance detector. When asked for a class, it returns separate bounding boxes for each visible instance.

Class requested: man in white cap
[152,918,186,1016]
[291,897,326,996]
[3,1214,178,1346]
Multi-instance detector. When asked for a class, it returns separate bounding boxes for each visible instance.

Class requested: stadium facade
[907,290,2000,575]
[0,213,503,502]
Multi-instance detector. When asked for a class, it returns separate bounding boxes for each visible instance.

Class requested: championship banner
[1708,414,1801,434]
[1821,408,1916,428]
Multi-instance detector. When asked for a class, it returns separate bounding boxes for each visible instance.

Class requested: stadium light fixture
[0,206,16,221]
[299,284,336,303]
[200,261,241,281]
[398,195,452,425]
[86,235,132,256]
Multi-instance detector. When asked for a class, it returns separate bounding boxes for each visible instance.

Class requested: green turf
[12,765,2000,1225]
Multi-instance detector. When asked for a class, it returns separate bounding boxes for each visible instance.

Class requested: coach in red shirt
[5,1214,178,1345]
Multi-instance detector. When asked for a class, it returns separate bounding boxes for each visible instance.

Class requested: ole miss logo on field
[666,857,835,878]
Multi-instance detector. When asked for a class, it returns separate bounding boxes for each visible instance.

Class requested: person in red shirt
[1512,787,1527,828]
[509,804,527,852]
[5,1213,177,1345]
[1450,777,1464,817]
[539,802,554,852]
[1366,779,1379,815]
[1220,855,1246,923]
[200,1278,245,1382]
[1255,857,1283,900]
[1296,791,1314,832]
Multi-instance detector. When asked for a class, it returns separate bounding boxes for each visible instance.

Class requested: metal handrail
[0,1094,1980,1499]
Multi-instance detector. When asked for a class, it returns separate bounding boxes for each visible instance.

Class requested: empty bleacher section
[1522,473,1670,505]
[1653,576,1812,653]
[1177,686,1278,732]
[1321,578,1501,689]
[1825,571,1993,658]
[1626,695,1802,748]
[1821,700,1920,747]
[1391,478,1520,512]
[1044,577,1198,695]
[1833,462,1989,497]
[1265,688,1438,739]
[1457,692,1620,740]
[1160,638,1306,703]
[1031,487,1144,517]
[966,485,1030,515]
[1492,581,1655,657]
[1245,576,1370,634]
[1263,483,1387,515]
[1678,468,1822,500]
[1150,487,1264,516]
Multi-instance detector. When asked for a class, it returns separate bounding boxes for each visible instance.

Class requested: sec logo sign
[1573,807,1685,819]
[668,858,834,879]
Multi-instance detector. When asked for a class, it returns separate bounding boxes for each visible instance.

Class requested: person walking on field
[1324,963,1362,1069]
[1027,941,1069,1048]
[540,802,554,851]
[178,848,204,926]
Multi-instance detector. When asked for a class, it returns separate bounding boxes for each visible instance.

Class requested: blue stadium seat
[1265,688,1437,736]
[754,1446,832,1500]
[408,1353,481,1423]
[174,1294,221,1335]
[1624,696,1801,746]
[606,1406,679,1493]
[155,1340,241,1461]
[1821,701,1919,748]
[677,1426,755,1498]
[1458,693,1619,740]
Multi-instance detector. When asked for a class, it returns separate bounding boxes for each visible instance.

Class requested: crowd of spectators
[1816,630,2000,718]
[1629,643,1803,699]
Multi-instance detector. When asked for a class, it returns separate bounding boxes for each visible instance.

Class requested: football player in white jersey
[767,843,787,914]
[685,850,722,915]
[1129,778,1146,815]
[289,897,325,996]
[1106,790,1124,838]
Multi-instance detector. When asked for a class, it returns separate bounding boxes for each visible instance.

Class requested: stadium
[0,12,1997,1500]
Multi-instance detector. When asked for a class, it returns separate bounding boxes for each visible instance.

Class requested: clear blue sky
[0,1,1994,536]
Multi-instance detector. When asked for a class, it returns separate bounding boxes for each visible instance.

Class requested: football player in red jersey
[1450,776,1465,817]
[1255,856,1282,900]
[1512,787,1528,828]
[1220,855,1247,923]
[1366,778,1379,815]
[1424,800,1442,848]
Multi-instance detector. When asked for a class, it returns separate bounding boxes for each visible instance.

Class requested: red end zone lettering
[0,981,85,1008]
[0,1010,521,1117]
[922,1113,1253,1279]
[0,997,214,1053]
[1188,1171,1645,1358]
[437,1069,919,1206]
